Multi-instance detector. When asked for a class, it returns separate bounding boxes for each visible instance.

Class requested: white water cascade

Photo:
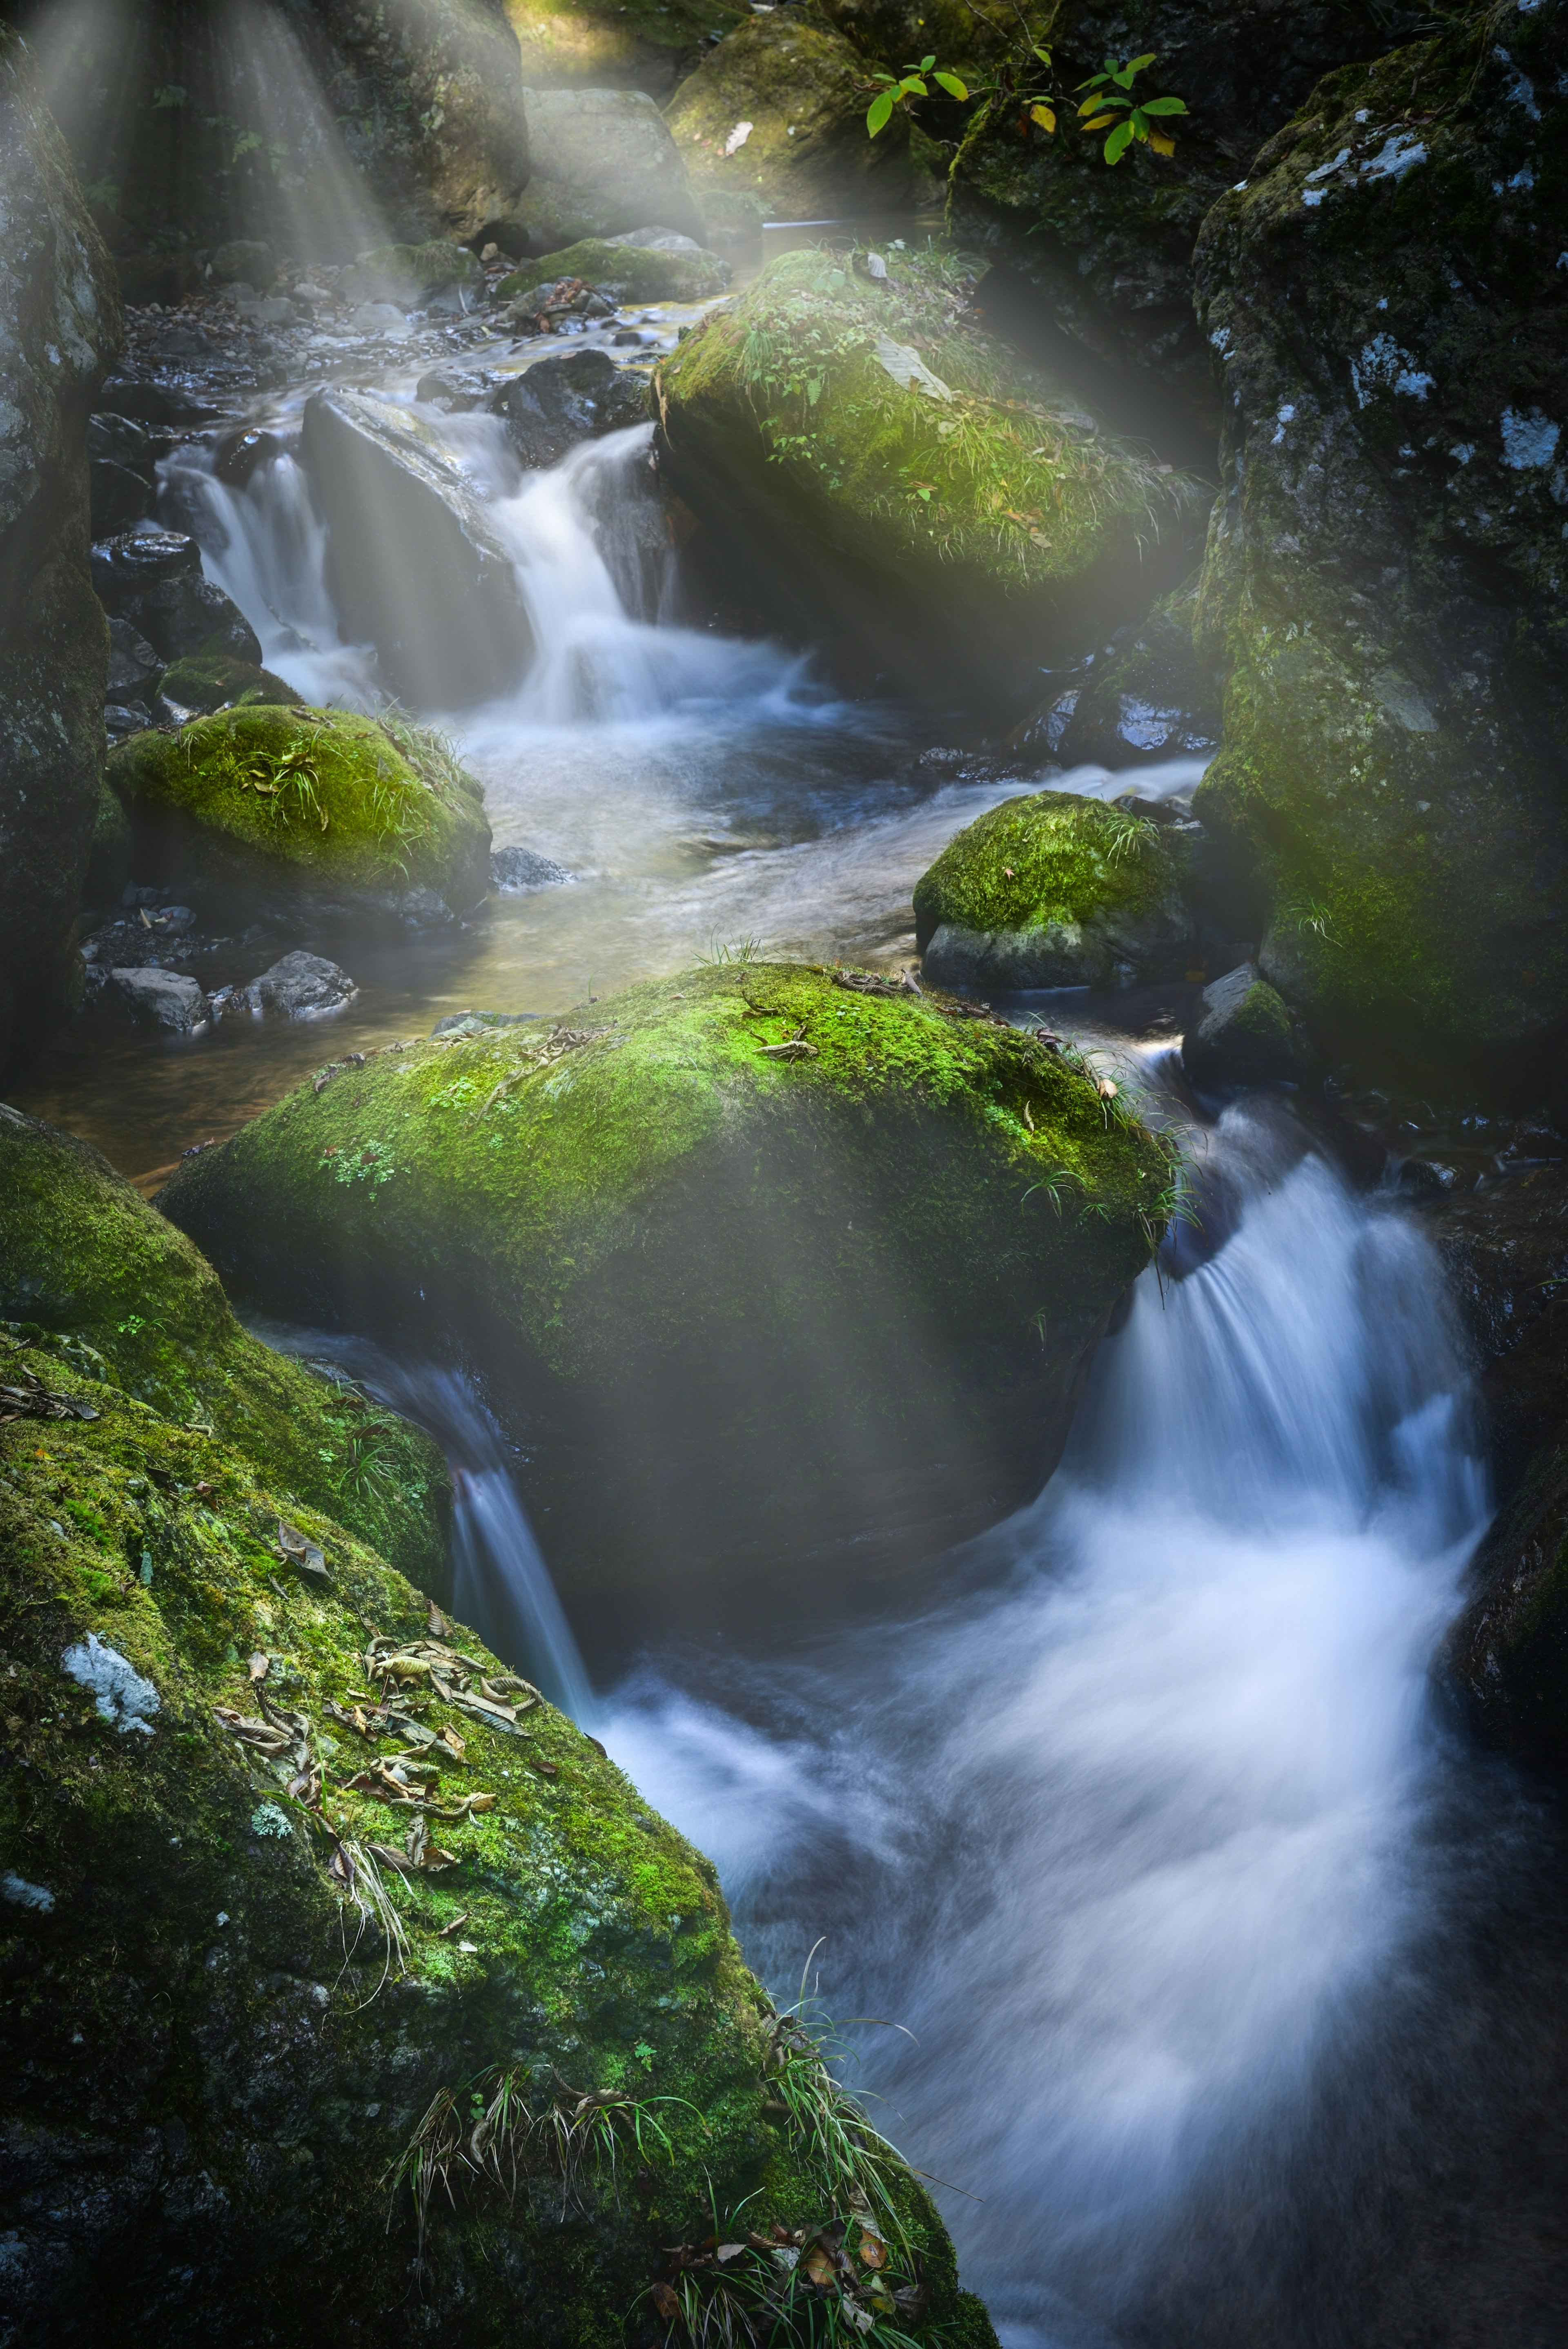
[601,1086,1490,2345]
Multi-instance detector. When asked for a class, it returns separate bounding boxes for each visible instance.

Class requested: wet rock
[91,529,263,666]
[497,234,727,305]
[1043,581,1222,769]
[88,457,152,533]
[232,950,358,1018]
[667,13,915,219]
[347,299,413,339]
[341,240,483,308]
[103,701,152,741]
[95,376,222,427]
[105,616,162,702]
[655,245,1203,692]
[1191,4,1568,1053]
[84,780,132,900]
[490,845,573,890]
[916,788,1197,991]
[212,425,287,488]
[300,388,531,706]
[153,650,302,716]
[0,27,121,1079]
[1182,962,1301,1090]
[519,85,704,248]
[161,961,1167,1638]
[414,363,510,413]
[86,410,153,470]
[107,966,209,1032]
[490,347,650,467]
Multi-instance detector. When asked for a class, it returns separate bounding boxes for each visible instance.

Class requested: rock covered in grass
[495,234,728,305]
[159,961,1168,1633]
[653,246,1205,693]
[517,83,705,247]
[666,13,916,219]
[1191,2,1568,1051]
[106,706,492,925]
[915,789,1196,990]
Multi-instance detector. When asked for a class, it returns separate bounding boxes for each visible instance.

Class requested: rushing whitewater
[603,1089,1488,2345]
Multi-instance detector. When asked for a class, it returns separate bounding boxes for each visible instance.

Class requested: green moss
[503,0,747,86]
[0,1104,448,1587]
[914,791,1169,946]
[157,650,303,714]
[341,241,484,305]
[107,704,491,914]
[497,236,727,304]
[666,13,914,218]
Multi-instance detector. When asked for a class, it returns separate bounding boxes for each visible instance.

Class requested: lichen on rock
[106,705,492,924]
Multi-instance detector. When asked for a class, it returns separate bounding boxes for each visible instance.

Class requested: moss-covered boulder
[497,234,727,305]
[107,706,492,925]
[503,0,748,98]
[1191,0,1568,1054]
[517,84,704,249]
[1181,960,1302,1088]
[653,245,1204,693]
[340,239,484,306]
[159,961,1167,1640]
[156,649,303,717]
[666,14,915,221]
[0,1327,996,2344]
[0,1101,449,1589]
[915,789,1196,990]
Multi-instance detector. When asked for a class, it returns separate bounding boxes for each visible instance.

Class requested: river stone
[91,529,263,667]
[0,29,121,1079]
[1182,962,1300,1089]
[86,410,151,469]
[105,615,162,700]
[210,236,275,287]
[340,240,483,307]
[666,13,915,221]
[159,960,1167,1641]
[300,389,532,706]
[517,84,704,248]
[491,844,572,890]
[88,456,151,533]
[490,347,650,467]
[233,950,358,1018]
[653,245,1203,693]
[1039,581,1222,770]
[1191,3,1568,1054]
[107,966,209,1032]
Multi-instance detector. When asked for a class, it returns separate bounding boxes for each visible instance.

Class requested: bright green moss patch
[107,704,491,913]
[157,650,303,713]
[497,236,727,304]
[914,791,1169,948]
[0,1103,448,1586]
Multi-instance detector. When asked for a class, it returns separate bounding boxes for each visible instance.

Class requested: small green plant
[863,22,1188,169]
[1076,54,1189,163]
[864,53,972,136]
[337,1410,405,1501]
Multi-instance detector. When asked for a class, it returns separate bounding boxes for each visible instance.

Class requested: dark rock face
[0,29,121,1080]
[1016,580,1223,769]
[490,347,650,468]
[301,388,531,704]
[1182,961,1301,1090]
[1191,2,1568,1053]
[107,965,209,1030]
[91,530,262,666]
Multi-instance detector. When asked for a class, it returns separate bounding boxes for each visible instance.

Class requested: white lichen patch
[1500,406,1561,468]
[1,1871,55,1912]
[1352,334,1435,405]
[61,1632,160,1734]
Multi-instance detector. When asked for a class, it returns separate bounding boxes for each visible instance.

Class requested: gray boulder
[301,388,531,706]
[519,86,703,249]
[107,967,209,1032]
[0,29,120,1079]
[105,617,161,702]
[1182,962,1301,1090]
[89,459,151,534]
[232,951,358,1018]
[90,530,262,666]
[86,412,152,470]
[490,845,572,890]
[490,348,649,468]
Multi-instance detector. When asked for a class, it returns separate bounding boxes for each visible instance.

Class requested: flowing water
[24,353,1568,2340]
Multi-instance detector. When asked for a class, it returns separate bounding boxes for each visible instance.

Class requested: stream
[25,330,1568,2344]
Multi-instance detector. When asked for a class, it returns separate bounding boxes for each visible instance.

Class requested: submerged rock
[91,529,262,667]
[490,346,650,467]
[1182,962,1301,1090]
[0,28,121,1078]
[517,83,704,248]
[496,233,727,305]
[915,789,1196,991]
[653,246,1204,692]
[300,388,532,706]
[159,962,1168,1640]
[231,951,358,1019]
[106,706,492,925]
[1192,3,1568,1053]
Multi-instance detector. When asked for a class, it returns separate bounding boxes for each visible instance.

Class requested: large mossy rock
[107,706,492,924]
[0,28,120,1079]
[496,234,728,304]
[339,238,485,306]
[159,961,1167,1645]
[300,389,532,706]
[653,245,1204,693]
[518,84,704,248]
[0,1335,996,2345]
[1191,0,1568,1056]
[915,789,1196,990]
[0,1102,448,1588]
[666,14,915,221]
[504,0,748,97]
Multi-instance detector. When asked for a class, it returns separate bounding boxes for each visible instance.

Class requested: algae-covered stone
[517,84,704,249]
[915,789,1195,990]
[497,233,727,304]
[0,1101,447,1587]
[160,960,1167,1636]
[0,1322,997,2345]
[653,245,1203,692]
[666,14,915,220]
[1192,0,1568,1053]
[504,0,748,98]
[107,706,492,924]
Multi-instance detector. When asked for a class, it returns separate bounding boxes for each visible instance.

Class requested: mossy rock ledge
[653,246,1205,694]
[107,705,492,925]
[915,790,1198,992]
[159,961,1167,1645]
[497,235,727,305]
[0,1131,996,2343]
